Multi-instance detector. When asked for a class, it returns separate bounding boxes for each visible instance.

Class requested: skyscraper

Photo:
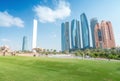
[101,21,115,48]
[94,23,103,48]
[32,19,38,49]
[90,18,98,48]
[22,36,27,51]
[61,23,65,51]
[76,20,81,49]
[61,22,70,52]
[80,13,90,49]
[71,19,77,49]
[94,20,116,49]
[71,19,81,50]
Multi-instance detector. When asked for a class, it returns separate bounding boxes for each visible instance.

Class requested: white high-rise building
[32,19,38,49]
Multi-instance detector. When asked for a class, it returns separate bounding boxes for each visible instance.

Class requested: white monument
[32,19,38,49]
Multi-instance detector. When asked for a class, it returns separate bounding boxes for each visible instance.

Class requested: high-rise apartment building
[80,13,90,49]
[90,18,98,48]
[61,22,70,52]
[22,36,27,51]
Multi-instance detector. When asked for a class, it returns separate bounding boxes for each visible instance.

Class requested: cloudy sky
[0,0,120,51]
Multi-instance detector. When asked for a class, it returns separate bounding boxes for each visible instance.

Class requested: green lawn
[0,56,120,81]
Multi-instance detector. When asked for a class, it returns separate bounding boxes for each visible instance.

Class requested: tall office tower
[71,19,77,49]
[101,21,115,48]
[94,23,103,48]
[61,23,65,51]
[71,19,81,50]
[80,13,90,49]
[32,19,38,49]
[90,18,98,48]
[22,36,28,51]
[61,22,70,52]
[76,20,81,49]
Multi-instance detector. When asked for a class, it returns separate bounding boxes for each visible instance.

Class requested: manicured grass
[0,56,120,81]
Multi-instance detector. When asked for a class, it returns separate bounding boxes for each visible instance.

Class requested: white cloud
[0,11,24,27]
[33,0,71,23]
[0,38,10,42]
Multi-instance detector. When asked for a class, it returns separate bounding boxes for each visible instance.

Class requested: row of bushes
[73,48,120,60]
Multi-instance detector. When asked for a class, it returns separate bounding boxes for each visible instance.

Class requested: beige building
[94,20,115,48]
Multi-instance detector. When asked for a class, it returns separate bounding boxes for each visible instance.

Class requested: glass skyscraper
[71,19,77,49]
[22,36,27,51]
[80,13,90,49]
[76,20,81,49]
[71,19,81,50]
[90,18,98,48]
[61,22,70,52]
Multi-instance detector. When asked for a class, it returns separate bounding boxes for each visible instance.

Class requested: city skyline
[0,0,120,51]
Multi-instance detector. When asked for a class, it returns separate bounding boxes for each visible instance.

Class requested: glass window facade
[80,13,90,49]
[22,36,28,51]
[61,22,70,52]
[71,20,81,50]
[90,18,98,48]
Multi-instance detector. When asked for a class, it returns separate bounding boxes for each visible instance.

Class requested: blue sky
[0,0,120,51]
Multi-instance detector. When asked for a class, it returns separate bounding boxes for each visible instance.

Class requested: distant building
[22,36,27,51]
[61,22,70,52]
[90,18,98,48]
[61,13,116,51]
[80,13,90,49]
[71,19,81,50]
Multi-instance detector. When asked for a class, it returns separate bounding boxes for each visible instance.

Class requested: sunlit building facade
[22,36,28,51]
[80,13,90,49]
[101,21,115,48]
[94,23,103,48]
[90,18,98,48]
[94,21,116,49]
[71,19,81,50]
[61,22,70,52]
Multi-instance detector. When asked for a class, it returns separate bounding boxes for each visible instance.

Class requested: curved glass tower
[76,20,81,49]
[71,19,76,49]
[71,19,81,50]
[80,13,90,49]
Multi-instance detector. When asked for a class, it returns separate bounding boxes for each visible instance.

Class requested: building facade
[61,23,65,51]
[94,21,116,49]
[22,36,27,51]
[61,22,70,52]
[90,18,98,48]
[80,13,90,49]
[71,19,81,50]
[76,20,81,49]
[94,23,103,48]
[101,21,115,48]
